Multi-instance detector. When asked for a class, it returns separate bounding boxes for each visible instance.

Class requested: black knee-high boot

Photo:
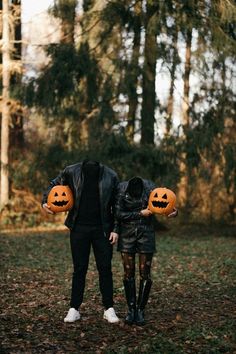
[136,278,152,325]
[123,278,136,324]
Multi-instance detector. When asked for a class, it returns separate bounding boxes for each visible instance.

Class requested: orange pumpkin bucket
[148,187,176,215]
[47,185,74,213]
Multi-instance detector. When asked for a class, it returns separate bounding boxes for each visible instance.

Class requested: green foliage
[25,44,80,113]
[10,132,180,196]
[83,0,94,12]
[101,1,134,29]
[49,0,77,21]
[25,41,100,118]
[209,0,236,54]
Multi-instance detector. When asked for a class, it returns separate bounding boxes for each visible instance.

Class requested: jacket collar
[81,159,104,179]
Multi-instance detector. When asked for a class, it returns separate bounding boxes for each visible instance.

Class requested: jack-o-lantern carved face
[148,187,176,215]
[47,185,74,213]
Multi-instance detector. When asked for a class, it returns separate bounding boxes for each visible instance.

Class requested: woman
[116,176,177,325]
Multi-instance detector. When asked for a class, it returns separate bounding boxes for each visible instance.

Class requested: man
[42,159,119,323]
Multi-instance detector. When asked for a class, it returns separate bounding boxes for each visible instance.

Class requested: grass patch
[0,223,235,353]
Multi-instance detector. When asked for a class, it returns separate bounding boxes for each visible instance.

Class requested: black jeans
[70,225,114,310]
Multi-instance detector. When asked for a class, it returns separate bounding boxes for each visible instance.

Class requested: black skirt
[117,223,156,254]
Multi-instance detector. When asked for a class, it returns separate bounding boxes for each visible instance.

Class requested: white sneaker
[64,308,81,323]
[103,307,119,323]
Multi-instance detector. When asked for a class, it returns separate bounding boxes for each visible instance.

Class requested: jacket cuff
[113,225,119,234]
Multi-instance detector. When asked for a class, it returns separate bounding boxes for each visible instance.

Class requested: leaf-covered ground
[0,223,235,353]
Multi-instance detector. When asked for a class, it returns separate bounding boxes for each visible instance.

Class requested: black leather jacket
[42,161,119,234]
[115,177,156,233]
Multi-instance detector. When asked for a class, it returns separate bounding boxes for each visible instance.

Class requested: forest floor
[0,222,235,353]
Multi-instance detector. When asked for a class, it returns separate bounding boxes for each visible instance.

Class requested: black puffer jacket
[115,177,156,233]
[42,160,119,234]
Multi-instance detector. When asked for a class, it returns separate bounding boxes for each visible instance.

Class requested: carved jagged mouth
[52,200,69,206]
[152,201,169,208]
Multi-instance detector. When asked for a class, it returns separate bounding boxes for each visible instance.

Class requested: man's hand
[140,208,153,217]
[42,203,55,215]
[109,232,119,245]
[167,207,178,218]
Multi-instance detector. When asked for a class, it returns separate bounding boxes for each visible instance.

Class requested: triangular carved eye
[154,193,158,197]
[162,193,167,199]
[62,192,66,196]
[54,192,58,196]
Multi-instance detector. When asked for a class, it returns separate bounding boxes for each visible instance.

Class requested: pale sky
[22,0,53,22]
[21,0,60,78]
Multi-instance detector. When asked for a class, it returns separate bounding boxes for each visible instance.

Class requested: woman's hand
[167,207,178,218]
[140,208,153,217]
[42,203,55,215]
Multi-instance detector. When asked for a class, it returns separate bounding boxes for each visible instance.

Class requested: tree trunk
[10,0,24,148]
[178,28,192,208]
[58,0,76,44]
[182,29,192,130]
[12,0,21,60]
[126,2,142,142]
[165,30,178,137]
[1,0,11,207]
[141,3,158,145]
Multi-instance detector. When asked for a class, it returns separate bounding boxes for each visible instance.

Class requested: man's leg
[92,228,114,309]
[69,227,91,310]
[91,228,119,322]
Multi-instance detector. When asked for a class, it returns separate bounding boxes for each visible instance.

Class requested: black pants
[70,225,114,310]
